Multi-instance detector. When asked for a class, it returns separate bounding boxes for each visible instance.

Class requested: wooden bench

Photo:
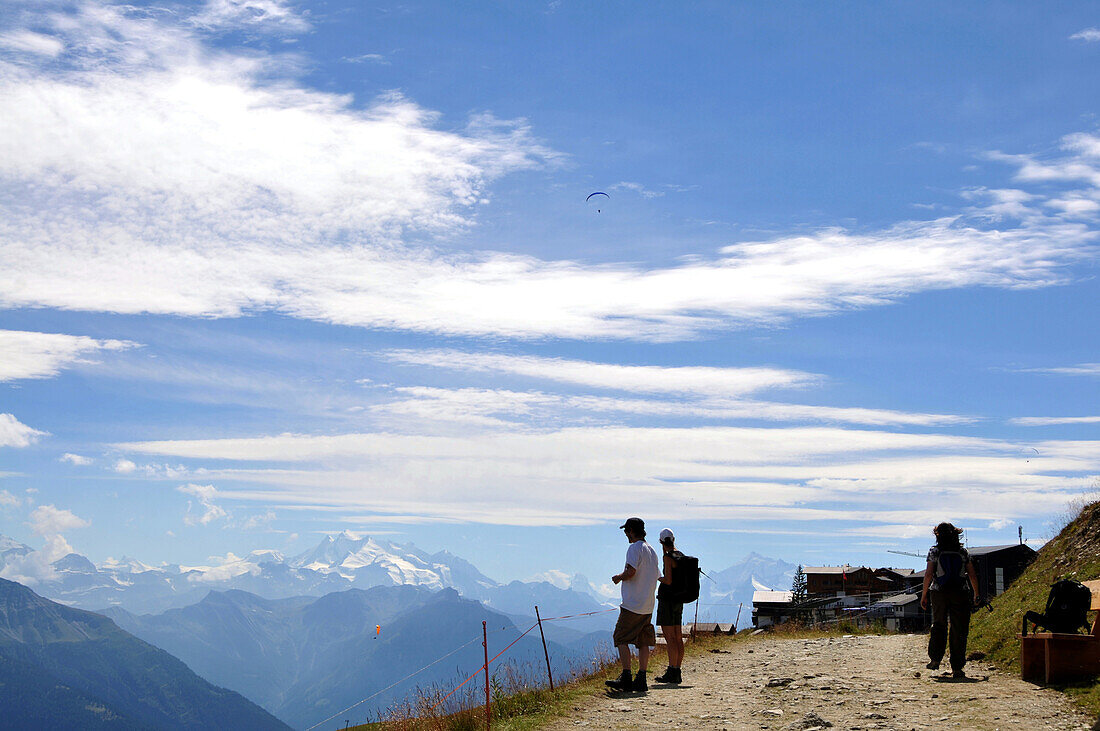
[1019,579,1100,684]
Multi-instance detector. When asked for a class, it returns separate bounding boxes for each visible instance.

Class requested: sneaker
[926,661,940,670]
[630,671,648,692]
[604,670,631,690]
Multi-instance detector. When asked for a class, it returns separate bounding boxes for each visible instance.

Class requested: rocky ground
[540,634,1095,731]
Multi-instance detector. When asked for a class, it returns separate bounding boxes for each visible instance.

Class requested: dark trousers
[928,587,971,671]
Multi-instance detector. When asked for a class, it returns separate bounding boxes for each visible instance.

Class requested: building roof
[877,567,916,577]
[873,592,921,607]
[967,543,1036,556]
[752,590,793,604]
[803,565,869,575]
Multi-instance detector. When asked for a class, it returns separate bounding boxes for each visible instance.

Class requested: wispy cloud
[1070,28,1100,42]
[610,181,664,199]
[191,0,310,34]
[0,4,1096,341]
[0,30,65,57]
[114,425,1097,528]
[384,349,817,396]
[343,53,390,65]
[0,330,136,382]
[60,453,93,465]
[1011,416,1100,426]
[376,352,968,427]
[0,413,46,448]
[372,385,970,429]
[178,483,230,526]
[1020,363,1100,377]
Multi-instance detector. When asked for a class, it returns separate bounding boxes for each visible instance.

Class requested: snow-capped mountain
[0,531,572,614]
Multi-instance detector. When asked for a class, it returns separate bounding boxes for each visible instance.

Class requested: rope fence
[306,596,763,729]
[305,606,623,730]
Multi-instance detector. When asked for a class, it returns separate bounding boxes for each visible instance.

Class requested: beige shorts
[613,608,656,648]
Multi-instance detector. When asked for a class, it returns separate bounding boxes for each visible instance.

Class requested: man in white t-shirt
[605,517,660,692]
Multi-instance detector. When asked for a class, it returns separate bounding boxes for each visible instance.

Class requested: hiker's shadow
[605,684,696,697]
[932,675,988,683]
[604,689,645,697]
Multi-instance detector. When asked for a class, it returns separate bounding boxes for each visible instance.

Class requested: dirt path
[540,634,1094,731]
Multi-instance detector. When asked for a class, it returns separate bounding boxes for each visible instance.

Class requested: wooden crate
[1019,579,1100,684]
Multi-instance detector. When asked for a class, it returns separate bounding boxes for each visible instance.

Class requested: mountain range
[0,531,796,728]
[0,532,795,629]
[0,531,611,618]
[0,577,289,729]
[104,584,600,729]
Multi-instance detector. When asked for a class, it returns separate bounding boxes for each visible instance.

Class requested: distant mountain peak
[0,535,31,554]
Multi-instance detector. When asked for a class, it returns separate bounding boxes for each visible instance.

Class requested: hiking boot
[654,667,676,683]
[604,670,631,690]
[926,661,940,670]
[630,671,648,692]
[952,669,966,679]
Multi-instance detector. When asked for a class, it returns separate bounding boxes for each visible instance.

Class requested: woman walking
[920,521,979,678]
[654,528,685,684]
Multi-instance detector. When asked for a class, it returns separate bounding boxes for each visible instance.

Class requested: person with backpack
[654,528,685,684]
[920,521,980,678]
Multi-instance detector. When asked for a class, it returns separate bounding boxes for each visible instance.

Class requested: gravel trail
[540,634,1094,730]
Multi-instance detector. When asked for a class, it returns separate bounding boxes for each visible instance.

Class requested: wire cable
[303,634,483,731]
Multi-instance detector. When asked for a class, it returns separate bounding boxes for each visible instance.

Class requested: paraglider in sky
[586,191,609,213]
[376,624,381,636]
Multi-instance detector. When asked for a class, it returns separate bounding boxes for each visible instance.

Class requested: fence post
[482,621,491,730]
[734,602,742,630]
[534,605,554,691]
[691,600,699,641]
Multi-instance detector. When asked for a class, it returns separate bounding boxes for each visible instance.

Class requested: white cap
[659,528,674,542]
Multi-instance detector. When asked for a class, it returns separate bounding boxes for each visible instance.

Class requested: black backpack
[933,550,967,591]
[1023,579,1092,635]
[669,554,700,604]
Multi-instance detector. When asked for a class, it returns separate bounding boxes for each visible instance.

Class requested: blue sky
[1,0,1099,593]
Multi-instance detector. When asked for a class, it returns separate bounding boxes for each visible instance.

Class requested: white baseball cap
[659,528,675,542]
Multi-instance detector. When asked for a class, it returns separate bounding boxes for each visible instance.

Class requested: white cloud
[29,504,90,534]
[0,490,21,508]
[375,352,968,427]
[0,30,65,57]
[526,569,571,589]
[178,483,229,525]
[115,425,1100,529]
[113,458,137,474]
[0,534,75,585]
[610,181,664,199]
[240,510,276,530]
[1022,363,1100,377]
[372,385,969,428]
[0,413,47,448]
[191,0,309,33]
[384,350,817,396]
[0,4,1096,341]
[0,330,136,381]
[1070,28,1100,42]
[1011,416,1100,426]
[60,453,94,465]
[988,518,1015,530]
[343,53,389,65]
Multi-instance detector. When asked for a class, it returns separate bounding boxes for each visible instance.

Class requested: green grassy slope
[969,500,1100,714]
